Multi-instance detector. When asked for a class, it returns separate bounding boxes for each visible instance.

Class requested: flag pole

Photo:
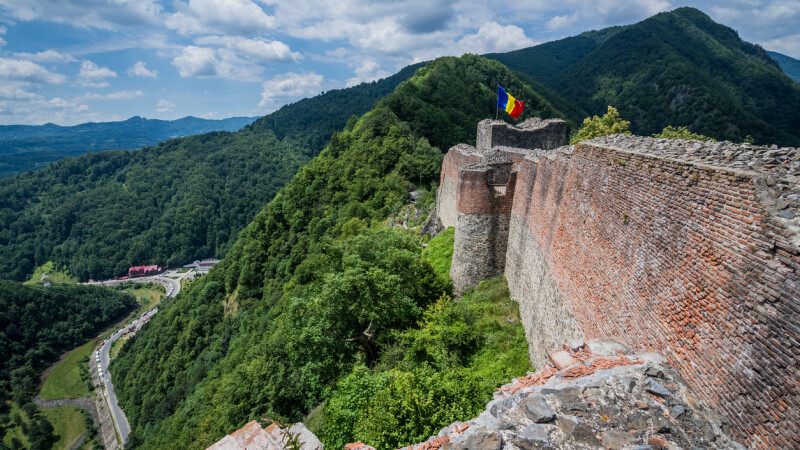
[496,85,499,120]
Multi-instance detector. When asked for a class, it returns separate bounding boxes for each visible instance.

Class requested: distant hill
[486,7,800,146]
[768,50,800,83]
[0,65,425,282]
[0,116,257,178]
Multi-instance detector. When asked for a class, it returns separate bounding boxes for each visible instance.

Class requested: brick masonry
[440,121,800,448]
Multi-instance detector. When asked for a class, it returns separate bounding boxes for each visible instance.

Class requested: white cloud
[79,60,116,79]
[0,0,162,29]
[0,83,41,100]
[258,71,324,110]
[79,90,144,100]
[195,36,300,63]
[0,96,95,125]
[453,22,537,54]
[171,45,263,80]
[127,61,158,78]
[13,50,77,63]
[201,110,218,118]
[0,57,66,84]
[78,60,117,88]
[166,0,276,36]
[157,99,175,113]
[346,60,391,87]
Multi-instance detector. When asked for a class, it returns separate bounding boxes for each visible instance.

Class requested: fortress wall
[438,144,482,228]
[506,143,800,447]
[505,155,585,369]
[450,166,516,295]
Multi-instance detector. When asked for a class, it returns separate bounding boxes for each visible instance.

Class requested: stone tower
[440,118,567,294]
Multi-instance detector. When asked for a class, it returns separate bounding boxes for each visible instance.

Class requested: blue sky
[0,0,798,125]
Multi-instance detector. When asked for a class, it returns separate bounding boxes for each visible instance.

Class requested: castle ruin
[438,119,800,448]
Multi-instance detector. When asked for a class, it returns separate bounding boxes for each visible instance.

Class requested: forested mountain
[0,65,428,283]
[0,282,136,402]
[0,116,256,179]
[486,7,800,146]
[110,54,562,449]
[768,51,800,83]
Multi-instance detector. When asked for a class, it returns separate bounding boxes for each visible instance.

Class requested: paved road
[93,272,183,444]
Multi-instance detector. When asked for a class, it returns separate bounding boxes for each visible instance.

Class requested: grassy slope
[1,402,86,449]
[24,261,77,285]
[39,340,95,401]
[44,406,87,449]
[421,227,454,281]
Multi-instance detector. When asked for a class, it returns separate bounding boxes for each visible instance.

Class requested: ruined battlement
[439,121,800,448]
[477,118,567,151]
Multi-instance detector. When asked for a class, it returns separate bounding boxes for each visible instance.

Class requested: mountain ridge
[486,7,800,146]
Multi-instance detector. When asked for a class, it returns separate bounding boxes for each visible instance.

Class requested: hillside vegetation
[110,55,550,449]
[0,116,256,179]
[0,282,136,402]
[0,63,431,284]
[488,7,800,146]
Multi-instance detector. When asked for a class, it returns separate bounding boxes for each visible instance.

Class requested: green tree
[653,125,715,141]
[570,106,631,144]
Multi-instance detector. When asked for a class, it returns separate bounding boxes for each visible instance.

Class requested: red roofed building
[127,264,164,277]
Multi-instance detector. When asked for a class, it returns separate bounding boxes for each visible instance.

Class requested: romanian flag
[497,86,524,119]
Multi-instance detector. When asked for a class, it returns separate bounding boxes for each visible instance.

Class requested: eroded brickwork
[505,143,800,448]
[441,120,799,447]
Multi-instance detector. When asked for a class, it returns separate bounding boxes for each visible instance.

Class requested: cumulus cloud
[13,50,77,63]
[258,71,324,110]
[127,61,158,78]
[0,96,95,125]
[166,0,276,36]
[0,0,162,29]
[346,61,391,87]
[171,45,263,80]
[156,99,175,113]
[78,60,117,88]
[79,90,144,100]
[195,36,300,63]
[0,57,66,84]
[0,83,41,100]
[453,22,536,54]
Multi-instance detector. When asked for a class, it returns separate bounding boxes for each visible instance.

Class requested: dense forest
[486,7,800,146]
[0,65,433,283]
[0,116,256,179]
[0,282,136,402]
[0,130,307,282]
[110,55,559,449]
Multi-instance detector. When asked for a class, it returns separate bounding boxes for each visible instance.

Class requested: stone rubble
[207,420,323,450]
[406,339,745,450]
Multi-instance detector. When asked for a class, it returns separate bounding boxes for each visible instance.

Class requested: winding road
[92,272,184,444]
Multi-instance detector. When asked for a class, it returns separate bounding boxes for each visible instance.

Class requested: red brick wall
[509,144,799,448]
[455,168,515,216]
